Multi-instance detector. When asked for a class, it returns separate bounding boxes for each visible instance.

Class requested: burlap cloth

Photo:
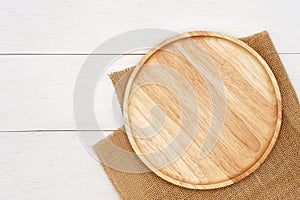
[93,31,300,200]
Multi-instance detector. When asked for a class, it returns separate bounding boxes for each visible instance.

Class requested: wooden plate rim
[123,31,282,189]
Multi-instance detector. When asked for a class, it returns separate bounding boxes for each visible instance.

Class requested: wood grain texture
[0,0,299,199]
[123,31,282,189]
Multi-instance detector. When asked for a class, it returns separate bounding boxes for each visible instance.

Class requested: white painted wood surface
[0,0,299,199]
[0,55,143,131]
[0,0,299,53]
[0,131,119,200]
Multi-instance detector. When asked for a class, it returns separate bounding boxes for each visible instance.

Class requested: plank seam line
[0,53,299,56]
[0,130,115,132]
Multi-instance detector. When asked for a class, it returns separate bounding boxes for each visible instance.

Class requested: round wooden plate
[123,31,282,189]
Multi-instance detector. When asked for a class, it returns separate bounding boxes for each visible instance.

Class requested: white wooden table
[0,0,299,199]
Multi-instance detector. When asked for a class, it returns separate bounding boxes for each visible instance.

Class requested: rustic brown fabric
[93,31,300,200]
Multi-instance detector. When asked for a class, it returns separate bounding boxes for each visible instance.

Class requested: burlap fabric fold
[93,31,300,200]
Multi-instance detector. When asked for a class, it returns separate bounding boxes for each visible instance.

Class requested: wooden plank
[0,54,298,131]
[0,130,118,200]
[0,55,142,131]
[0,0,299,53]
